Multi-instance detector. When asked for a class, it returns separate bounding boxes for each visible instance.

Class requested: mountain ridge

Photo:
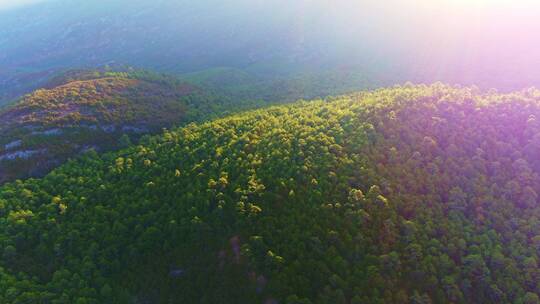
[1,84,540,303]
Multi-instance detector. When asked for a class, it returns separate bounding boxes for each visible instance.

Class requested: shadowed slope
[0,72,196,183]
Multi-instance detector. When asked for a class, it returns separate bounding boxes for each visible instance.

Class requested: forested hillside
[1,84,540,303]
[0,69,261,183]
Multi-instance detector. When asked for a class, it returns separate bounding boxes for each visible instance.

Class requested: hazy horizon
[0,0,49,10]
[2,0,540,92]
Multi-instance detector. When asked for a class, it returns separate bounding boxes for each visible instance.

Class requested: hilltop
[0,70,259,183]
[1,84,540,303]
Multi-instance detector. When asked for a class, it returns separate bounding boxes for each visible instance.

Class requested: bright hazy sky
[0,0,46,10]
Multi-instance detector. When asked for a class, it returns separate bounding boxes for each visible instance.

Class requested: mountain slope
[0,70,241,183]
[180,66,380,103]
[1,84,540,303]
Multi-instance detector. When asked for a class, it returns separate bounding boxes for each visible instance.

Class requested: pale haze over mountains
[0,0,47,10]
[1,0,540,103]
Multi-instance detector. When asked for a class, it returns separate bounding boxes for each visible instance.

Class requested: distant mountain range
[0,0,397,104]
[2,0,540,106]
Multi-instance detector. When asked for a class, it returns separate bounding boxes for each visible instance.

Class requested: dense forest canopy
[1,84,540,303]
